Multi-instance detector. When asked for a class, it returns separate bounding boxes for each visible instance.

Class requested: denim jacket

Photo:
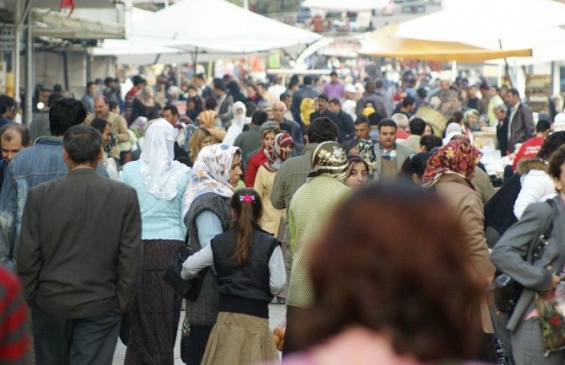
[0,137,108,267]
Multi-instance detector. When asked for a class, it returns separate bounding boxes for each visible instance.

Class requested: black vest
[211,228,279,318]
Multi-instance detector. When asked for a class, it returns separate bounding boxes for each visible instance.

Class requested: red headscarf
[422,140,482,188]
[263,132,294,172]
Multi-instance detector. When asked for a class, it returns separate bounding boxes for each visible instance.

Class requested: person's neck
[536,133,546,138]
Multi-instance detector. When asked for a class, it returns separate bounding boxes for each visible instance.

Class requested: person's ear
[411,173,421,185]
[554,177,562,192]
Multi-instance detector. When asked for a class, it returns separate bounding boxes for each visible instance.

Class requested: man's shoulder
[396,142,415,154]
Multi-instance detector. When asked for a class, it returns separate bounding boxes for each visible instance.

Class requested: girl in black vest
[182,188,286,365]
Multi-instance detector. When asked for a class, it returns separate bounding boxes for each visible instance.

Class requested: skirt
[125,239,184,365]
[201,312,279,365]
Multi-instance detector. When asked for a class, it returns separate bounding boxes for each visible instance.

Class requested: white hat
[345,84,356,93]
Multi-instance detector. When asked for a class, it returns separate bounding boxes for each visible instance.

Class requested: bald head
[93,96,109,117]
[272,101,287,122]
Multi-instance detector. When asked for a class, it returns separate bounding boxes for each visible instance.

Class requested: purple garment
[323,82,345,100]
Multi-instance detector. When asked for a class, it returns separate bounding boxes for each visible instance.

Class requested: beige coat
[433,173,496,333]
[85,112,130,159]
[254,166,285,236]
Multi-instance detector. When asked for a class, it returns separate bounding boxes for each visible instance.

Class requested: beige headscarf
[136,86,156,108]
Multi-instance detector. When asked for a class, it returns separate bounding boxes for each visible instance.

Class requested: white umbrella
[301,0,390,12]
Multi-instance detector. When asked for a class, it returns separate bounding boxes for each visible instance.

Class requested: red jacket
[513,136,544,170]
[245,150,268,187]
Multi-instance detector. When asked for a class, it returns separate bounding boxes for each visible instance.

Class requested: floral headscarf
[307,141,349,181]
[422,140,482,189]
[197,110,219,129]
[182,144,240,216]
[357,139,377,176]
[141,119,189,200]
[263,132,294,173]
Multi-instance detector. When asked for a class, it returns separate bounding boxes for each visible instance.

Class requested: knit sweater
[121,161,190,241]
[287,176,352,308]
[254,166,285,236]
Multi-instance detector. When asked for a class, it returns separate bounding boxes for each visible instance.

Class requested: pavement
[112,304,286,365]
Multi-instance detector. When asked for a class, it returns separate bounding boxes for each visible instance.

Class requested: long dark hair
[230,188,262,266]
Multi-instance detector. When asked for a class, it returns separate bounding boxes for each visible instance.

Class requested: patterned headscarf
[182,144,240,216]
[307,141,349,181]
[197,110,219,128]
[263,132,294,173]
[422,140,482,189]
[357,139,377,176]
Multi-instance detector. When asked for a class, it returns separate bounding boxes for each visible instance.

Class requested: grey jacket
[490,195,565,331]
[373,142,414,178]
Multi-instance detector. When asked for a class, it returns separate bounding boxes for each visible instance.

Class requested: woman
[188,128,213,165]
[131,86,161,122]
[513,131,565,219]
[254,132,294,235]
[186,96,203,124]
[196,110,226,143]
[180,144,243,365]
[423,122,435,136]
[182,188,285,365]
[491,145,565,365]
[422,140,496,360]
[400,152,432,185]
[345,155,369,189]
[226,80,246,103]
[245,122,281,188]
[465,109,481,132]
[90,117,119,180]
[284,142,353,355]
[122,119,191,365]
[277,185,485,364]
[223,102,246,146]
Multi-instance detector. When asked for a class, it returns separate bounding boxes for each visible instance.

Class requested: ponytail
[231,188,262,266]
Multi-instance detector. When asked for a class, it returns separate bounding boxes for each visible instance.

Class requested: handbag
[494,200,554,314]
[162,244,208,301]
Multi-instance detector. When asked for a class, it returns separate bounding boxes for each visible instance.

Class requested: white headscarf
[223,101,246,146]
[140,119,189,200]
[182,144,240,217]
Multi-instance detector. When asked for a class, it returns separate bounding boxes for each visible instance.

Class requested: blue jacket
[0,136,108,267]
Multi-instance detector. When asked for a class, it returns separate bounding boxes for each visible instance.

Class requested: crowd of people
[0,66,564,365]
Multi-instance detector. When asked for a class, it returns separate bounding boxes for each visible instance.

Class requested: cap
[345,84,356,93]
[260,121,280,134]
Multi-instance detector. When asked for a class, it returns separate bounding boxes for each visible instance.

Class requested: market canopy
[301,0,390,11]
[130,0,322,55]
[358,24,532,62]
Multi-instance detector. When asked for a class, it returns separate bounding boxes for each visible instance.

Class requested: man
[390,113,410,141]
[270,117,338,299]
[85,96,130,160]
[268,77,287,100]
[343,117,376,154]
[18,125,142,365]
[374,79,393,117]
[373,118,414,180]
[0,95,17,128]
[504,88,535,153]
[309,94,336,125]
[493,102,509,155]
[124,75,145,124]
[81,81,96,114]
[0,98,108,268]
[257,82,279,106]
[291,75,319,113]
[395,96,416,118]
[436,80,457,105]
[213,78,234,124]
[29,92,62,142]
[323,71,344,100]
[355,81,387,117]
[512,119,551,170]
[400,117,426,152]
[162,105,190,163]
[234,110,268,163]
[280,92,297,122]
[0,123,30,195]
[272,101,303,152]
[464,85,487,115]
[487,86,504,125]
[342,84,357,120]
[193,73,213,99]
[328,98,354,143]
[102,76,119,105]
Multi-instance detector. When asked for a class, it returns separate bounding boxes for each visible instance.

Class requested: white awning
[31,8,125,39]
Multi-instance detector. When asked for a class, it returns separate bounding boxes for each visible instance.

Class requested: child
[181,188,286,365]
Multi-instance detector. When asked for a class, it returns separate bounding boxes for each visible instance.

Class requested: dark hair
[205,97,218,111]
[409,117,426,135]
[347,155,369,175]
[0,95,15,115]
[375,79,384,89]
[132,75,145,86]
[354,116,370,127]
[163,104,179,116]
[63,125,102,164]
[90,118,110,133]
[400,152,432,180]
[402,96,416,108]
[507,88,520,97]
[0,123,30,147]
[86,81,95,88]
[537,131,565,160]
[318,94,329,102]
[419,135,442,152]
[417,87,427,98]
[295,184,482,360]
[226,80,241,94]
[368,111,385,126]
[303,76,313,86]
[49,98,87,136]
[328,98,340,106]
[257,82,268,90]
[549,145,565,179]
[194,73,205,81]
[245,102,257,117]
[213,78,225,92]
[109,100,118,111]
[449,111,464,125]
[377,118,397,131]
[364,81,376,93]
[536,119,551,133]
[330,71,337,77]
[104,77,114,86]
[251,110,268,126]
[53,84,63,92]
[230,188,262,266]
[47,92,64,108]
[280,92,292,101]
[308,117,338,143]
[288,80,299,89]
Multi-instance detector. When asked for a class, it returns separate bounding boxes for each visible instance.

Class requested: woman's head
[345,155,369,189]
[142,119,175,162]
[196,110,218,129]
[400,152,432,185]
[423,140,482,185]
[188,128,213,162]
[308,141,349,181]
[464,109,479,127]
[204,97,217,111]
[537,131,565,160]
[419,135,442,152]
[230,188,263,266]
[196,144,242,186]
[550,145,565,194]
[423,122,434,136]
[296,185,482,360]
[260,122,281,148]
